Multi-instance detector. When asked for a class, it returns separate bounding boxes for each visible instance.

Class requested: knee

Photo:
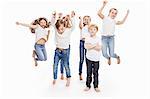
[39,57,45,61]
[41,56,47,61]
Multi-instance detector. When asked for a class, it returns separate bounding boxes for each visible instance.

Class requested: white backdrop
[1,0,150,99]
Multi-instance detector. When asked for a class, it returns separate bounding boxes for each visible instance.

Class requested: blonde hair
[83,16,91,26]
[83,15,91,21]
[88,24,98,31]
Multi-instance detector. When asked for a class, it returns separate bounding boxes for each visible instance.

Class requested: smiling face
[39,19,47,28]
[55,19,66,34]
[88,24,98,37]
[58,24,65,33]
[83,16,91,26]
[109,8,118,19]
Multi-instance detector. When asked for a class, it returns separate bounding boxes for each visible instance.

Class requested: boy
[51,11,75,87]
[97,0,129,65]
[84,24,101,92]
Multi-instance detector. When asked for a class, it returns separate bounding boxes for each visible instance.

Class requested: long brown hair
[30,17,50,33]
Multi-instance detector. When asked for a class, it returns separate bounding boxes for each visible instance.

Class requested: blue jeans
[60,45,70,74]
[34,43,47,61]
[53,48,71,80]
[101,36,118,59]
[79,40,87,75]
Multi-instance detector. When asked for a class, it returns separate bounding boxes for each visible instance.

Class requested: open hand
[71,11,75,18]
[103,0,108,6]
[58,12,63,18]
[52,11,56,16]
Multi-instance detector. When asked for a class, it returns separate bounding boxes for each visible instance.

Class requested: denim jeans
[86,58,99,88]
[101,36,118,59]
[79,40,87,75]
[53,48,71,80]
[60,45,70,74]
[34,43,47,61]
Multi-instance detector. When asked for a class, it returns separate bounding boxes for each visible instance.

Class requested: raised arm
[79,16,83,30]
[47,30,50,40]
[50,11,57,26]
[58,12,63,19]
[97,0,107,19]
[116,10,129,25]
[16,22,37,29]
[70,11,76,32]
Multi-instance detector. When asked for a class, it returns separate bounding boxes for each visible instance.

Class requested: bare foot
[108,57,111,65]
[32,50,38,66]
[117,56,120,64]
[34,58,38,66]
[66,78,70,87]
[94,88,100,92]
[60,74,64,80]
[79,75,83,80]
[52,80,56,85]
[32,50,35,57]
[84,87,90,91]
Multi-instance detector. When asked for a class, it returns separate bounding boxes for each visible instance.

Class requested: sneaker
[117,56,120,64]
[94,88,100,92]
[84,87,90,91]
[108,57,111,65]
[66,78,70,87]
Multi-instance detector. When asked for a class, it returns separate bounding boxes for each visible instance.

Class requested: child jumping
[78,16,91,80]
[51,11,75,87]
[16,17,50,66]
[59,13,74,80]
[97,0,129,65]
[98,1,129,65]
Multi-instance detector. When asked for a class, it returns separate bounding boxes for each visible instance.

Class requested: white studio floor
[1,0,150,99]
[1,52,149,98]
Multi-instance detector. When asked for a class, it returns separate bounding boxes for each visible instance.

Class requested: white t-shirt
[80,25,90,40]
[35,25,48,42]
[85,36,101,61]
[102,16,116,36]
[54,18,75,49]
